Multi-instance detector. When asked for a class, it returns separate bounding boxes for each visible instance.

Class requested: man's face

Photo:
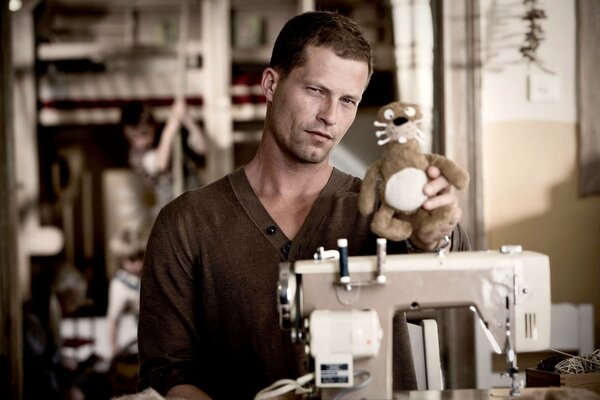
[264,46,370,164]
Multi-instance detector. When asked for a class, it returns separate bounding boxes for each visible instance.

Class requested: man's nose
[317,99,337,126]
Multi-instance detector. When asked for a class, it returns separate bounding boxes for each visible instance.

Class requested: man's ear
[261,67,279,102]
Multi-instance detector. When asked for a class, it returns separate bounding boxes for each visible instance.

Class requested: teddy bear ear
[383,108,395,120]
[405,106,416,117]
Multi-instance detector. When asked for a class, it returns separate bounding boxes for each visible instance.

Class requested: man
[138,11,468,399]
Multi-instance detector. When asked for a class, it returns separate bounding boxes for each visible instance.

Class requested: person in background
[106,226,147,358]
[120,99,208,212]
[138,11,469,400]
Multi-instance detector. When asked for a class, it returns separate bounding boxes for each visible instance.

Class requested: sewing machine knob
[500,245,523,254]
[290,318,310,344]
[291,327,300,343]
[278,262,297,330]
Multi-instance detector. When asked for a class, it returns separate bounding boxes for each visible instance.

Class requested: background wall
[481,0,600,348]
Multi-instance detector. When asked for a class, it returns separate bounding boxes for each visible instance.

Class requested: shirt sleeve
[137,212,204,395]
[450,223,472,252]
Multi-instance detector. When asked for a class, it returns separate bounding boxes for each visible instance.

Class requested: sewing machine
[277,241,551,399]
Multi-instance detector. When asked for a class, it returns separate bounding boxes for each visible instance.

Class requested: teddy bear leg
[417,206,455,238]
[371,205,413,241]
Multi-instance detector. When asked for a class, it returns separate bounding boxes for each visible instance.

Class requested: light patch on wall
[483,121,576,229]
[527,73,560,102]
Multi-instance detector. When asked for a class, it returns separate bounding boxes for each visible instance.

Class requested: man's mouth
[307,130,333,140]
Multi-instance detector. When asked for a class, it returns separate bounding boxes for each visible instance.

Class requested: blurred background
[1,0,599,399]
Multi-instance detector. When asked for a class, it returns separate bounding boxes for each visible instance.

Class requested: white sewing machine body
[278,248,551,399]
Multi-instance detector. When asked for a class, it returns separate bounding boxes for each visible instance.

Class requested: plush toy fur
[358,102,470,242]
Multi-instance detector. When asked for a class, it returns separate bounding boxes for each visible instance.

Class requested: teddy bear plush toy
[358,102,470,243]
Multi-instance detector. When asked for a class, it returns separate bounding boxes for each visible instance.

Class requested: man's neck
[244,145,333,198]
[244,150,333,240]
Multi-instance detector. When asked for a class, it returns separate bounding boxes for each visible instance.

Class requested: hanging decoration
[519,0,554,73]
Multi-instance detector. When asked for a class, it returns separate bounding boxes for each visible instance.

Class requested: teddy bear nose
[393,117,409,126]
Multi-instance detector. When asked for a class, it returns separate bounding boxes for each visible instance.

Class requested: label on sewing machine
[315,355,353,387]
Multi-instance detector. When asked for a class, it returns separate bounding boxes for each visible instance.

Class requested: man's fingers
[426,165,441,179]
[424,175,450,197]
[423,191,457,210]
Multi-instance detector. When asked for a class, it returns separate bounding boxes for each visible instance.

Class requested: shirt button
[281,242,291,255]
[266,226,277,235]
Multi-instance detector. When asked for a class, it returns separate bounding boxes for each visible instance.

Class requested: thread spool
[338,238,350,283]
[376,238,387,283]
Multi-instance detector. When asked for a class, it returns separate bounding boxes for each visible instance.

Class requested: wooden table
[392,387,600,399]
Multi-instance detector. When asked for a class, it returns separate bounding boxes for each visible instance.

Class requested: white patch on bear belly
[384,168,428,213]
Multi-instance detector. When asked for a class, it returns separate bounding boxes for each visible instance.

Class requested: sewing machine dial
[277,262,298,332]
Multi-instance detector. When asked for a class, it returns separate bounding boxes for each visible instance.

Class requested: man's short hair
[269,11,373,79]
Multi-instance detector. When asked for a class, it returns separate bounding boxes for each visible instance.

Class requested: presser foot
[501,366,521,397]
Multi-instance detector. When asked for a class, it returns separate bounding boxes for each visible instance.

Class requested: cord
[332,370,373,400]
[253,372,314,400]
[551,348,600,373]
[254,369,374,399]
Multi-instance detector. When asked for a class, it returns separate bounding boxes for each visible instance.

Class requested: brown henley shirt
[138,167,469,399]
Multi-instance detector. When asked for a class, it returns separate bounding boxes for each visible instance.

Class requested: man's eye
[341,98,357,106]
[308,87,323,94]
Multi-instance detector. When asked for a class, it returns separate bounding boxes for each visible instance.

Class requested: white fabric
[384,168,428,212]
[107,269,140,321]
[141,149,160,177]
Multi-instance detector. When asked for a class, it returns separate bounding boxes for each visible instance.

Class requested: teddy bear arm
[427,154,470,190]
[358,162,382,216]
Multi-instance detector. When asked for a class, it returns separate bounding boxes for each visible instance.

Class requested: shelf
[38,41,204,61]
[232,47,272,65]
